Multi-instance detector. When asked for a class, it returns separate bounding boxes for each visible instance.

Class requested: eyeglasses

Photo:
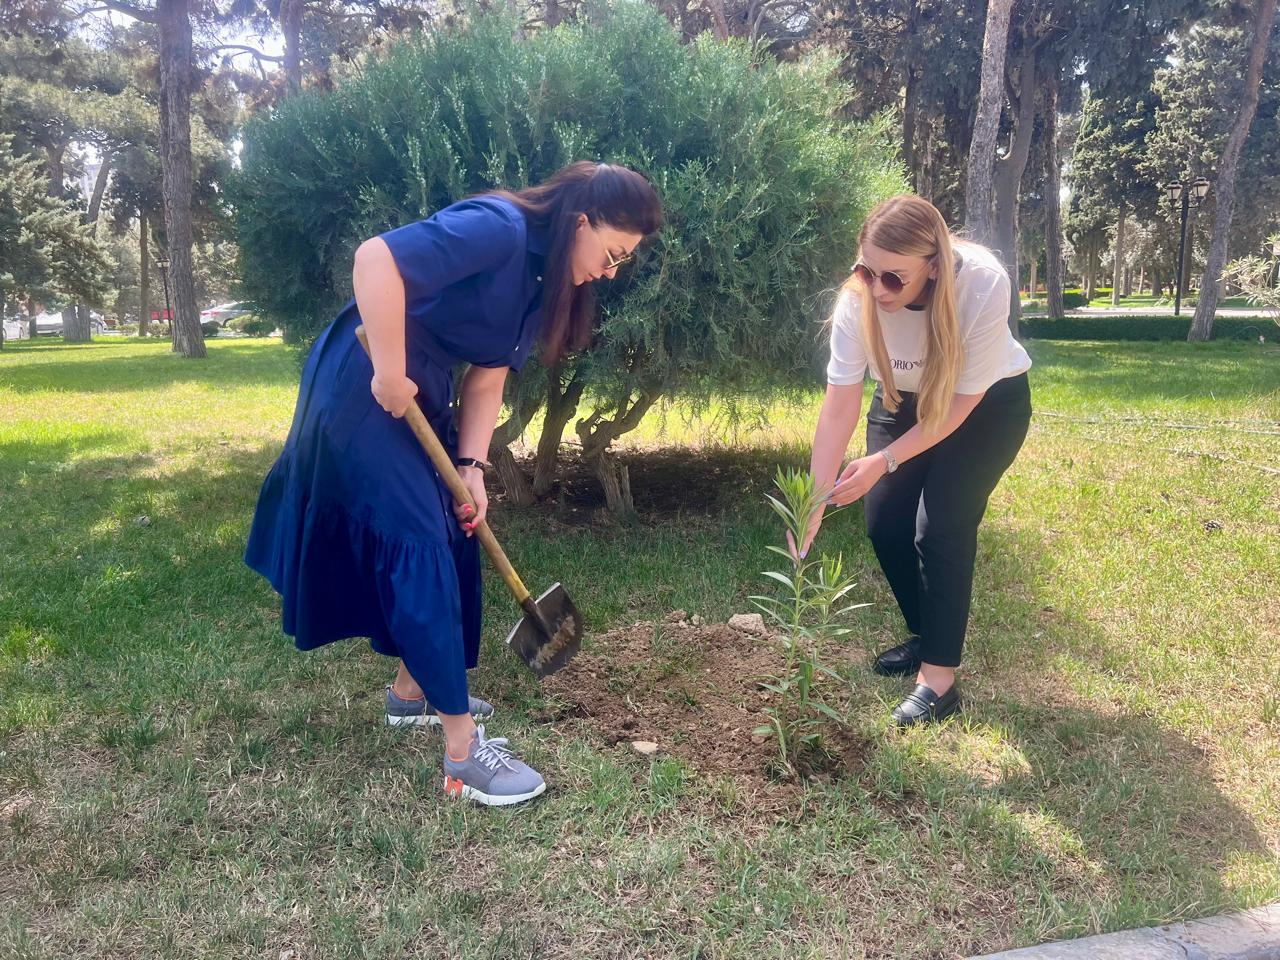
[603,249,635,271]
[596,228,635,271]
[851,260,910,294]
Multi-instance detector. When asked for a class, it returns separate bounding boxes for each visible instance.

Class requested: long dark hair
[491,162,662,365]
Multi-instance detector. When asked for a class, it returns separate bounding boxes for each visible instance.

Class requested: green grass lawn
[2,337,1278,958]
[1019,294,1255,310]
[1081,295,1256,308]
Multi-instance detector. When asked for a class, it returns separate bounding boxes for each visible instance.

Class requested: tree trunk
[489,421,536,508]
[902,64,919,180]
[280,0,303,94]
[64,159,113,344]
[157,0,205,358]
[545,0,561,27]
[1190,0,1276,340]
[594,450,634,517]
[705,0,730,40]
[486,388,544,508]
[1045,78,1065,319]
[1138,265,1145,296]
[1111,207,1126,306]
[576,390,659,517]
[675,0,693,40]
[1028,258,1037,298]
[963,0,1014,244]
[533,373,585,496]
[992,43,1038,335]
[139,215,151,336]
[918,121,935,200]
[491,446,535,506]
[44,144,65,197]
[87,157,111,223]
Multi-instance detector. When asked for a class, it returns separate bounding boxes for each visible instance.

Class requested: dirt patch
[540,611,871,802]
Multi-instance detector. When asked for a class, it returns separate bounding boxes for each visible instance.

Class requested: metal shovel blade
[504,582,583,677]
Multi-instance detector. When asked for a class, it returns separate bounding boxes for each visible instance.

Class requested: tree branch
[1003,65,1019,114]
[84,0,157,24]
[207,44,286,63]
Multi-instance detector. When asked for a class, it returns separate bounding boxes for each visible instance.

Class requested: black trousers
[863,373,1031,668]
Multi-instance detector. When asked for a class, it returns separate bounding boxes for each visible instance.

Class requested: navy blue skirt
[245,303,481,714]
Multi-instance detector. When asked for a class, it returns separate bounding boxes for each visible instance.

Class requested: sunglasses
[596,227,635,271]
[851,260,911,295]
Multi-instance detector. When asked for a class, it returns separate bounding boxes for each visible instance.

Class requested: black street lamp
[1163,176,1210,316]
[155,254,173,342]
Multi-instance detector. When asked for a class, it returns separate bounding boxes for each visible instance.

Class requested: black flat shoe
[891,683,962,727]
[873,635,923,677]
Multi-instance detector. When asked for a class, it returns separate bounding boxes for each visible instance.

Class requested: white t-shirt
[826,244,1031,394]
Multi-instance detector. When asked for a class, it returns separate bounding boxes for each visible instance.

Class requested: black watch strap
[456,457,489,472]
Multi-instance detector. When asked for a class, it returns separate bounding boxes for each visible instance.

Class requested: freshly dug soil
[540,611,871,800]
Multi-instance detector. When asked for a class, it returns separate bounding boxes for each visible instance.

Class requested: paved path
[971,903,1280,960]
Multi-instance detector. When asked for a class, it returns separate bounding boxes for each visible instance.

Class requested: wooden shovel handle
[354,325,532,605]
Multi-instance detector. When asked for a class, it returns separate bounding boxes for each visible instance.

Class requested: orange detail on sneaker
[443,775,465,797]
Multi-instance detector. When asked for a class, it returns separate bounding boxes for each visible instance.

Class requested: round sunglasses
[851,260,912,295]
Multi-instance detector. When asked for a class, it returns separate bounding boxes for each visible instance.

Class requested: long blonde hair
[845,195,964,435]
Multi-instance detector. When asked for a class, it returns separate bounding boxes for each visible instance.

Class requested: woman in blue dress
[246,162,663,806]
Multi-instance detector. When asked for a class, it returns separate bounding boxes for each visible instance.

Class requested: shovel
[354,326,582,677]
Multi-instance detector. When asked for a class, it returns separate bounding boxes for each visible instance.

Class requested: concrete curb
[971,903,1280,960]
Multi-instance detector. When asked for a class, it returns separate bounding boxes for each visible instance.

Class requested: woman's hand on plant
[786,502,825,561]
[829,454,887,506]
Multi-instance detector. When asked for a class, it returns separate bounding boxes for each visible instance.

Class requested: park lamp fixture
[1166,177,1210,206]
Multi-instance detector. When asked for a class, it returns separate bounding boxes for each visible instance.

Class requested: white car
[33,310,107,336]
[3,317,29,340]
[200,301,254,327]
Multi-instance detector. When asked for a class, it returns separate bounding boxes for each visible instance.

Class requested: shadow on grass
[0,339,299,395]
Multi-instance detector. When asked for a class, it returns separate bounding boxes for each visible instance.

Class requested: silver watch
[879,448,899,473]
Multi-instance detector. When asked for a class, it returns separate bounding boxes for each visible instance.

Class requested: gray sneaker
[385,686,495,728]
[442,726,547,806]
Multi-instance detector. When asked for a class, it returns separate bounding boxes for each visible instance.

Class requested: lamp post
[155,254,173,342]
[1163,176,1210,316]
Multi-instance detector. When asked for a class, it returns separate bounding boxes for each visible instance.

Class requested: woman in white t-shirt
[795,194,1032,726]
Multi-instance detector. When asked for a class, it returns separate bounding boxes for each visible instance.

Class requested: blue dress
[245,195,548,714]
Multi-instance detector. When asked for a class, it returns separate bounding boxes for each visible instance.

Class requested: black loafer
[873,635,923,677]
[891,683,962,727]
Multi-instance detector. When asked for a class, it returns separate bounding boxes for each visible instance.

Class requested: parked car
[2,317,29,341]
[32,310,107,336]
[199,301,254,327]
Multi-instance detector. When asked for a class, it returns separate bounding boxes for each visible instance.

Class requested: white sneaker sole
[386,711,491,728]
[444,777,547,806]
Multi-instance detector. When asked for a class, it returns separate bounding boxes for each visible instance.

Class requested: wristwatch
[456,457,489,472]
[879,448,899,473]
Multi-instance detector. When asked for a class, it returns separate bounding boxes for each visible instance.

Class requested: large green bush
[232,1,904,510]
